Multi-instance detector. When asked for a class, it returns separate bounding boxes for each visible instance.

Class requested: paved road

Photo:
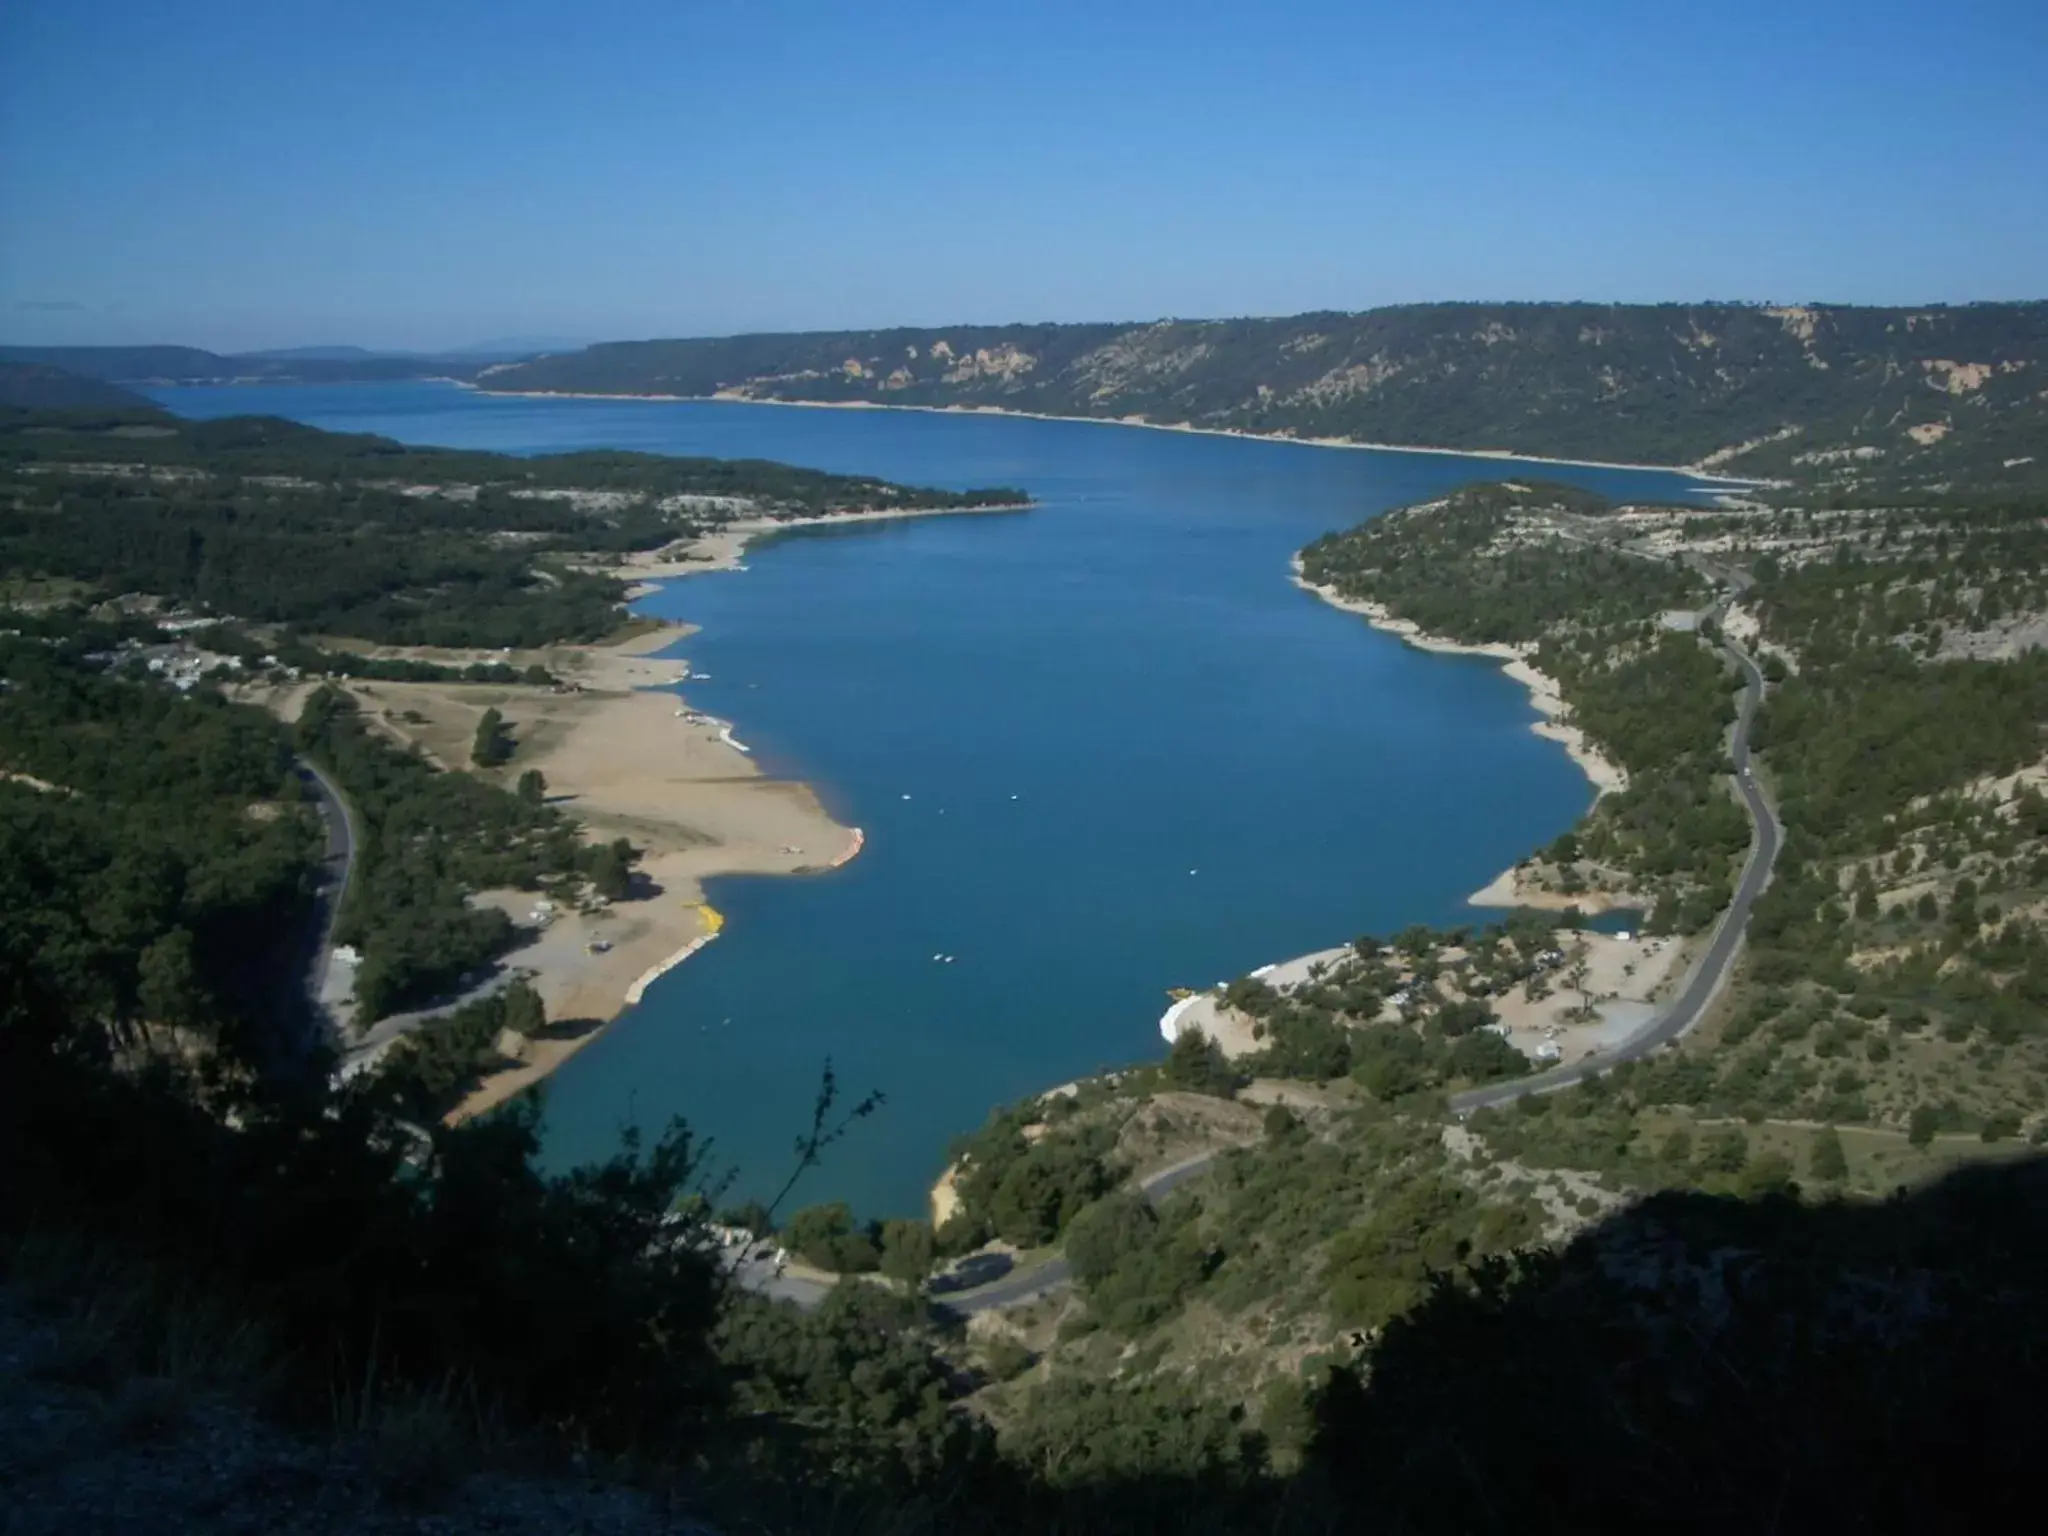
[294,755,360,1053]
[932,1150,1224,1316]
[1448,624,1780,1112]
[764,581,1784,1316]
[297,752,537,1079]
[930,604,1783,1312]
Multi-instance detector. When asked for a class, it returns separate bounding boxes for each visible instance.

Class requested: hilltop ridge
[474,300,2048,491]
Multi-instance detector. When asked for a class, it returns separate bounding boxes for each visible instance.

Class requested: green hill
[0,361,157,410]
[477,301,2048,489]
[0,344,478,385]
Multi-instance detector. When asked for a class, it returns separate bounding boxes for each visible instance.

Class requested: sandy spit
[305,617,865,1121]
[614,502,1028,591]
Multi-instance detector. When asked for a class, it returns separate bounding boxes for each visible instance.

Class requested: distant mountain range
[0,362,156,411]
[0,344,471,386]
[242,337,593,362]
[0,336,590,387]
[9,303,2044,488]
[471,301,2048,488]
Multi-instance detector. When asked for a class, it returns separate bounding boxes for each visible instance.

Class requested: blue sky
[2,0,2043,350]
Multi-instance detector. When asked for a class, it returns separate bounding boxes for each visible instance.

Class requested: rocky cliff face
[479,301,2048,490]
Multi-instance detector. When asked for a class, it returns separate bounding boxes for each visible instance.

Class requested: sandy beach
[469,383,1763,485]
[275,619,862,1119]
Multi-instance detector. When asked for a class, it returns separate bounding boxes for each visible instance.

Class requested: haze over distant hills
[244,337,594,361]
[0,336,590,386]
[10,301,2045,490]
[0,361,154,410]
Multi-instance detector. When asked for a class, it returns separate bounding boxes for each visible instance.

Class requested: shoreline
[1288,559,1637,913]
[1289,558,1627,800]
[422,497,997,1122]
[617,501,1030,593]
[327,620,874,1123]
[463,383,1764,487]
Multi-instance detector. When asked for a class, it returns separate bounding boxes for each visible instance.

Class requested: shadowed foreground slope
[1304,1163,2046,1533]
[4,953,2043,1536]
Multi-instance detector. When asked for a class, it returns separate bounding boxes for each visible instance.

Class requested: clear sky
[2,0,2043,351]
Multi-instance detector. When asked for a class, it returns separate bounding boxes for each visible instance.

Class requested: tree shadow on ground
[927,1251,1015,1295]
[1296,1154,2048,1534]
[528,1014,604,1045]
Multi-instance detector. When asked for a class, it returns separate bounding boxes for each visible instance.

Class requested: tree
[516,768,547,806]
[1736,1150,1797,1199]
[981,1333,1035,1382]
[1907,1104,1941,1149]
[988,1142,1111,1247]
[783,1202,879,1273]
[500,979,545,1038]
[471,707,511,767]
[1564,939,1596,1023]
[1064,1192,1159,1288]
[587,838,638,901]
[1446,1030,1528,1083]
[716,1200,771,1236]
[879,1218,936,1285]
[1351,1028,1432,1101]
[1164,1028,1239,1097]
[1658,1128,1694,1169]
[1809,1125,1848,1182]
[1697,1126,1748,1174]
[1980,1111,2021,1144]
[136,928,204,1031]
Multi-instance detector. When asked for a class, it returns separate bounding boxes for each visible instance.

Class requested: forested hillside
[0,409,1023,646]
[0,343,474,385]
[478,301,2048,488]
[5,351,2048,1530]
[0,362,155,410]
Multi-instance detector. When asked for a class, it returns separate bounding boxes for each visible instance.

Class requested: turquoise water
[150,384,1711,1216]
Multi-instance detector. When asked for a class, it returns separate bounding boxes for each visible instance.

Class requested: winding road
[928,593,1783,1315]
[932,1150,1222,1316]
[295,754,360,1053]
[1449,621,1780,1112]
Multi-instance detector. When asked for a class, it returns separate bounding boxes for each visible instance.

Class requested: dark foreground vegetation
[7,588,2040,1529]
[4,1003,2043,1532]
[6,374,2048,1529]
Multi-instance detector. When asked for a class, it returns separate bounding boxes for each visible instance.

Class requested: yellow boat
[1166,986,1196,1001]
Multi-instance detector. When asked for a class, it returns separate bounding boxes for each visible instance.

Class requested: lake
[150,383,1714,1217]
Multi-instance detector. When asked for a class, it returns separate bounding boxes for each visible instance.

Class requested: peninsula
[11,325,2048,1534]
[0,402,1028,1117]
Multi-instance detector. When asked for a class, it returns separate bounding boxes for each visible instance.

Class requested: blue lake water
[150,383,1712,1217]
